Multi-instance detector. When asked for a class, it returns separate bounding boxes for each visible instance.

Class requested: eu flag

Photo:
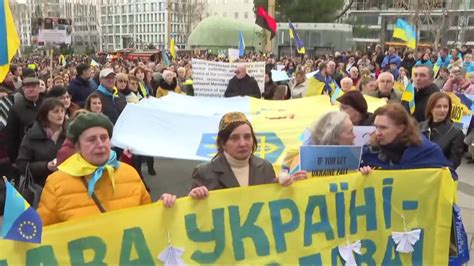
[2,179,42,243]
[0,0,20,82]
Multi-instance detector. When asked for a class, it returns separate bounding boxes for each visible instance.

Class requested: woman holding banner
[419,92,465,169]
[361,103,456,178]
[188,112,307,199]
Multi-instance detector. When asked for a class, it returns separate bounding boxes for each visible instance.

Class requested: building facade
[347,0,474,49]
[200,0,254,23]
[98,0,199,51]
[11,0,99,51]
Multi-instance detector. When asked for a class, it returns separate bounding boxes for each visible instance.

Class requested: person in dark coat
[361,103,456,179]
[95,68,127,124]
[262,71,277,99]
[5,77,43,163]
[188,112,306,199]
[400,51,416,76]
[403,65,440,122]
[68,63,93,107]
[419,93,465,169]
[16,99,66,187]
[337,90,374,126]
[224,66,261,98]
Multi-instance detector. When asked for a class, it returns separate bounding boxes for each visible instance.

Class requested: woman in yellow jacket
[156,70,183,98]
[37,112,177,226]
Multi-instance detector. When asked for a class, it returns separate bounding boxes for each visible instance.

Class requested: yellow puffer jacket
[38,163,151,226]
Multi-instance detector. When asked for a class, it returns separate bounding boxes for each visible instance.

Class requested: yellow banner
[247,95,386,169]
[0,169,455,265]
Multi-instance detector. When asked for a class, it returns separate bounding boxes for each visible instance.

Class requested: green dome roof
[188,16,262,49]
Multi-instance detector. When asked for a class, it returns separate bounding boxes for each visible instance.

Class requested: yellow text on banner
[0,169,455,265]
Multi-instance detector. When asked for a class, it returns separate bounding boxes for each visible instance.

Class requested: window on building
[244,12,248,19]
[234,12,238,19]
[129,4,133,12]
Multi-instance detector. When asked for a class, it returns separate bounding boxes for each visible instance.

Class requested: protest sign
[192,58,265,97]
[300,145,362,176]
[0,169,455,265]
[354,126,376,146]
[228,48,239,63]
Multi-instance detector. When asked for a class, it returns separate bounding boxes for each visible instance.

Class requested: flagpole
[290,37,293,59]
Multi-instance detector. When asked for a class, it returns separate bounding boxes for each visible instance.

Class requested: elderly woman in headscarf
[155,70,183,98]
[188,112,307,199]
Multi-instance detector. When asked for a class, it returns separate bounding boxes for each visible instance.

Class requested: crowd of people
[0,44,472,227]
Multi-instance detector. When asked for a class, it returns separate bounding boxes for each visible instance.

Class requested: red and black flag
[255,6,277,39]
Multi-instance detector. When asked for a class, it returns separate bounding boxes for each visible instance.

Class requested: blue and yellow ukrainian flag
[288,22,305,54]
[392,18,416,49]
[169,34,176,60]
[0,0,20,82]
[2,178,42,243]
[402,82,416,114]
[330,86,344,104]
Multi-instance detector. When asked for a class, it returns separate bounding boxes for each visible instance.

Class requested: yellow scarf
[58,152,119,196]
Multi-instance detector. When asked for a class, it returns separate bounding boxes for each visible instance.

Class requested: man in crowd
[371,72,402,102]
[404,65,439,122]
[312,61,338,95]
[381,47,401,70]
[5,77,43,163]
[435,48,450,68]
[96,68,127,124]
[340,77,354,92]
[224,65,261,98]
[69,63,93,107]
[10,64,22,90]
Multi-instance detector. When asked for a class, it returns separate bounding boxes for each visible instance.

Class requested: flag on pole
[392,18,416,49]
[402,81,416,114]
[255,6,277,39]
[169,34,176,60]
[2,178,43,243]
[288,22,305,54]
[238,32,245,57]
[330,86,344,104]
[0,0,20,82]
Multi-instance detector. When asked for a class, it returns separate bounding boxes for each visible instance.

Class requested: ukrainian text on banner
[192,58,266,97]
[0,169,455,265]
[112,94,387,166]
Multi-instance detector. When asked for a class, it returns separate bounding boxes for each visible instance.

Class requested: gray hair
[310,111,349,145]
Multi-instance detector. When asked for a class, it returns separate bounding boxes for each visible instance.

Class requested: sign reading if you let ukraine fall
[0,169,455,265]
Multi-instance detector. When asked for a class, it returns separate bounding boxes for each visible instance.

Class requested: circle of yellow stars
[18,221,37,240]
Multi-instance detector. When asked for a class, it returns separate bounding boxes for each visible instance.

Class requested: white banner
[38,29,72,44]
[191,58,265,97]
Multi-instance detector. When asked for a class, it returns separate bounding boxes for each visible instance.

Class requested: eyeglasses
[117,80,127,83]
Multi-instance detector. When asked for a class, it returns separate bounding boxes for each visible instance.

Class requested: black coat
[404,83,439,122]
[224,74,261,98]
[96,88,127,124]
[68,77,92,107]
[419,120,465,169]
[5,94,43,163]
[16,122,66,187]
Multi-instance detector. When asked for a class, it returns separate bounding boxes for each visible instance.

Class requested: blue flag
[2,179,42,243]
[402,82,416,114]
[238,32,245,57]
